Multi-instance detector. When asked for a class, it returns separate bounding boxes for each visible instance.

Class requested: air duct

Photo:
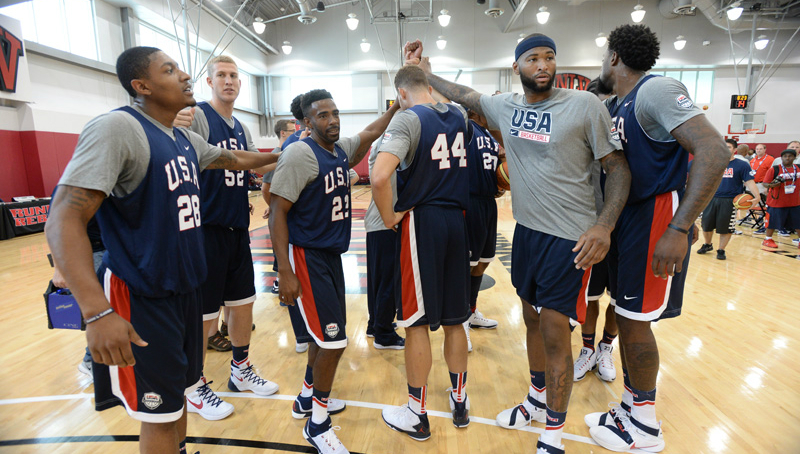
[659,0,799,31]
[295,0,317,24]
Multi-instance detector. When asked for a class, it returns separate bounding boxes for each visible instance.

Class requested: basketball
[733,193,754,209]
[497,160,511,191]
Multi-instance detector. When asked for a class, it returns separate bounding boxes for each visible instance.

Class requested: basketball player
[364,136,406,350]
[372,65,473,439]
[464,108,502,350]
[574,78,619,384]
[269,89,399,454]
[406,35,631,453]
[585,25,732,452]
[45,47,281,454]
[174,55,280,421]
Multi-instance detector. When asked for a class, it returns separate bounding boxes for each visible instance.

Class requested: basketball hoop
[745,128,759,141]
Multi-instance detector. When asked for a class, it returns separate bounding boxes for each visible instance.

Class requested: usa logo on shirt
[676,95,694,109]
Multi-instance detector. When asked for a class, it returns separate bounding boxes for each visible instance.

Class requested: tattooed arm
[573,150,631,270]
[205,148,280,172]
[416,57,485,117]
[46,185,146,367]
[651,114,730,277]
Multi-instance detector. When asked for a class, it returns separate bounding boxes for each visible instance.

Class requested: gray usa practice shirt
[480,89,621,241]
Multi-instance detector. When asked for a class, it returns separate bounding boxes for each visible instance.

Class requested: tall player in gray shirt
[405,35,631,453]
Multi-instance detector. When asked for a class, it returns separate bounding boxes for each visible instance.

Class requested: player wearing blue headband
[404,36,631,453]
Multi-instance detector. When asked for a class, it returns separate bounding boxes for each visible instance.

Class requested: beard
[597,75,614,96]
[520,71,554,93]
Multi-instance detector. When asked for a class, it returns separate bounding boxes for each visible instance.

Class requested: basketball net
[745,129,759,141]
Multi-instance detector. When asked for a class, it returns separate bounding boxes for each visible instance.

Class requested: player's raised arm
[351,100,401,167]
[205,147,280,171]
[46,185,147,367]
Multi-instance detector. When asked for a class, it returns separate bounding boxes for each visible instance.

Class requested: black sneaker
[366,325,375,338]
[374,333,405,350]
[271,279,280,294]
[448,390,470,428]
[697,243,714,254]
[716,249,726,260]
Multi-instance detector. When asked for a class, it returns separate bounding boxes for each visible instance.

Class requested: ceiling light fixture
[518,33,526,43]
[346,13,359,30]
[727,2,743,20]
[754,35,769,49]
[282,41,293,54]
[536,6,550,24]
[595,32,607,48]
[438,9,451,27]
[436,35,447,50]
[631,4,645,22]
[253,18,265,34]
[360,38,371,52]
[674,35,686,50]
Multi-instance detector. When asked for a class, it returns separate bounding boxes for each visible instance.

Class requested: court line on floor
[0,392,599,447]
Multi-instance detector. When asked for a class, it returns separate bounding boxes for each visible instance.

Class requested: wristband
[85,308,115,324]
[667,223,689,235]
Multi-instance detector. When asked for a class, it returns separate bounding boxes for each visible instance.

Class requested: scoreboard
[730,94,748,109]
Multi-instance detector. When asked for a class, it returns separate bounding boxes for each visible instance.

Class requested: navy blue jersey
[282,129,302,150]
[608,75,690,204]
[715,159,753,198]
[395,104,471,211]
[467,120,500,198]
[96,106,206,297]
[197,102,250,230]
[288,137,352,253]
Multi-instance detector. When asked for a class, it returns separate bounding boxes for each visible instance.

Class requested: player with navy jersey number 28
[586,25,731,453]
[406,33,631,454]
[269,89,399,454]
[373,64,474,440]
[46,46,281,454]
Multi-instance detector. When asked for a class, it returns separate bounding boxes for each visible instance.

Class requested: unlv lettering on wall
[0,24,24,93]
[553,73,591,91]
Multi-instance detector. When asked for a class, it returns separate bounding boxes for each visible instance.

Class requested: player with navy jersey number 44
[586,25,731,453]
[269,89,399,454]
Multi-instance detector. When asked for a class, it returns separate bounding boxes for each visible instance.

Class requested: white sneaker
[291,395,348,419]
[381,404,431,441]
[296,342,309,353]
[496,398,546,429]
[469,311,498,329]
[595,342,616,382]
[585,402,631,428]
[589,412,665,453]
[463,320,473,352]
[303,418,349,454]
[536,439,565,454]
[573,347,596,381]
[187,378,234,421]
[78,358,92,377]
[228,360,279,396]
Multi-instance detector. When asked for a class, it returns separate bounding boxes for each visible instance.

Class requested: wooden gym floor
[0,187,798,453]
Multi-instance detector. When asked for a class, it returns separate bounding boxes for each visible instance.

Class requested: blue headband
[515,35,557,61]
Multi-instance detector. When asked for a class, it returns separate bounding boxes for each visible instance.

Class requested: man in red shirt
[761,149,800,248]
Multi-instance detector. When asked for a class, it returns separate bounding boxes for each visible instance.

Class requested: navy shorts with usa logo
[287,244,347,349]
[587,256,610,301]
[200,225,256,320]
[511,224,591,325]
[467,196,498,266]
[607,191,692,322]
[94,267,203,423]
[395,205,471,330]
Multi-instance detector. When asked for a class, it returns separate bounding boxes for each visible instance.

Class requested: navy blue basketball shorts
[200,225,256,321]
[511,224,591,326]
[587,256,610,301]
[608,191,691,322]
[766,206,800,231]
[395,205,471,330]
[467,196,498,266]
[287,244,347,349]
[701,197,736,234]
[96,268,203,423]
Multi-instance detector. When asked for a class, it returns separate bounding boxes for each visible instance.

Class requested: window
[650,70,714,104]
[0,0,99,60]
